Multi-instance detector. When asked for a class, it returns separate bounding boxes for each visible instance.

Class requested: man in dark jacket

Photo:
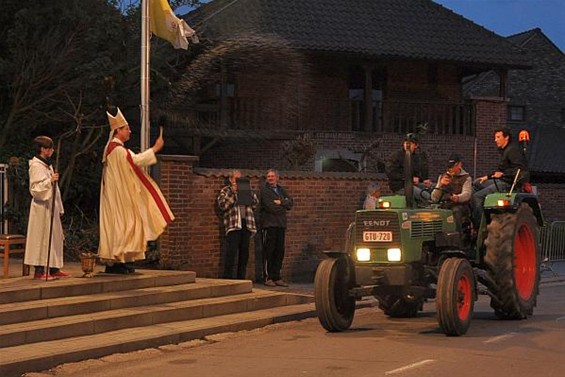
[385,133,431,203]
[472,127,529,227]
[259,169,293,287]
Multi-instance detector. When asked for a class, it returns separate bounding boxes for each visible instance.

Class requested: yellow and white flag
[149,0,199,49]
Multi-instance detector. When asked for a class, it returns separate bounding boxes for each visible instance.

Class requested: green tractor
[314,143,543,336]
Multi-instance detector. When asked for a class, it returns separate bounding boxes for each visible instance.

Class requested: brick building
[149,0,563,280]
[156,97,533,282]
[464,28,565,221]
[165,0,531,178]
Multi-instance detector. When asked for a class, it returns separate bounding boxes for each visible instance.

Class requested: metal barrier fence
[540,221,565,262]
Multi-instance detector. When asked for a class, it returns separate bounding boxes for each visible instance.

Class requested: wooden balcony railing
[188,97,475,136]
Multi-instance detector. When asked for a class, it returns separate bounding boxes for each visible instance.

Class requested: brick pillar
[470,97,508,178]
[157,155,199,270]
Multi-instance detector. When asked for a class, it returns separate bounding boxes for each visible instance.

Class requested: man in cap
[385,133,431,204]
[431,153,472,233]
[99,108,174,274]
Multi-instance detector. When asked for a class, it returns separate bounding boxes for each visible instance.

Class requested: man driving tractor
[431,153,472,233]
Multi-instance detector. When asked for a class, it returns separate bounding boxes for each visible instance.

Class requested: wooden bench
[0,234,30,278]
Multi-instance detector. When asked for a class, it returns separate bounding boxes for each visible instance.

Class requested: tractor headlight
[387,248,402,262]
[497,199,511,207]
[356,248,371,262]
[378,200,391,209]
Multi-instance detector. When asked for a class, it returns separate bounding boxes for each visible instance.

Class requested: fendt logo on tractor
[363,220,390,227]
[315,130,542,336]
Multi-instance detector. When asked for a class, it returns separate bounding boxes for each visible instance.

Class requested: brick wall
[156,98,565,282]
[537,183,565,223]
[158,156,384,282]
[472,97,508,176]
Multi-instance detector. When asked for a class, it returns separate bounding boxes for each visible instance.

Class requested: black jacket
[497,142,529,184]
[385,149,429,192]
[259,183,293,228]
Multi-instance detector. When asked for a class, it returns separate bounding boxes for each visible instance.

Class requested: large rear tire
[436,258,475,336]
[314,257,356,332]
[484,203,540,319]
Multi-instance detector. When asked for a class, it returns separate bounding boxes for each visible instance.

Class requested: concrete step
[0,264,320,377]
[0,269,197,304]
[0,289,312,348]
[0,301,317,377]
[0,278,252,326]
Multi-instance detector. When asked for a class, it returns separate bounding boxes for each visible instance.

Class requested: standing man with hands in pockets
[260,169,293,287]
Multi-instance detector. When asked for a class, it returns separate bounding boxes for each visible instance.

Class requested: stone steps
[0,269,197,304]
[0,267,315,377]
[0,302,316,377]
[0,288,310,348]
[0,279,251,325]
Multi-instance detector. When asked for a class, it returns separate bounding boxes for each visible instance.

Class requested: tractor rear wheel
[484,203,540,319]
[378,295,422,318]
[436,258,475,336]
[314,257,356,332]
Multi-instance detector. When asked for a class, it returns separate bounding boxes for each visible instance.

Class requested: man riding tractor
[314,130,542,336]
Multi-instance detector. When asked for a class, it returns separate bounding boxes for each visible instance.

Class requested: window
[349,66,384,132]
[508,105,525,122]
[214,83,235,97]
[315,149,362,172]
[427,63,438,87]
[321,158,359,172]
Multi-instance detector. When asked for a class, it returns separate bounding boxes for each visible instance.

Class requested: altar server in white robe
[99,108,174,274]
[24,136,67,280]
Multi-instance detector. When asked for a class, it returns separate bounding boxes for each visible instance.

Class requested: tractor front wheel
[314,257,356,332]
[436,257,475,336]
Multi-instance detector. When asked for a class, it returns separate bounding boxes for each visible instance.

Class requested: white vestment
[98,138,174,262]
[24,157,64,268]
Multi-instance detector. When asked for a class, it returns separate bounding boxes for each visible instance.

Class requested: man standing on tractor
[385,133,431,204]
[471,127,529,228]
[431,153,472,233]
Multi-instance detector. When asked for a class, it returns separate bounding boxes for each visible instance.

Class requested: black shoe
[124,263,136,273]
[105,263,129,274]
[104,264,116,274]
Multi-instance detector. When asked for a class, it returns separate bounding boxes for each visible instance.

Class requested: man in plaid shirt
[217,170,258,279]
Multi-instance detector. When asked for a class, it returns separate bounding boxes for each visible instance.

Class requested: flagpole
[141,0,150,152]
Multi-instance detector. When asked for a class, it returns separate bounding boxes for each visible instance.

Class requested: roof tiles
[187,0,530,68]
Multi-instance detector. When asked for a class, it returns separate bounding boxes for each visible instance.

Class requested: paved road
[25,281,565,377]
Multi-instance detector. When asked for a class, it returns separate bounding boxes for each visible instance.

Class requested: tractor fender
[322,250,349,258]
[514,194,544,226]
[439,250,468,260]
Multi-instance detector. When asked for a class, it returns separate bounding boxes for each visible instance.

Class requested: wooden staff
[45,141,62,281]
